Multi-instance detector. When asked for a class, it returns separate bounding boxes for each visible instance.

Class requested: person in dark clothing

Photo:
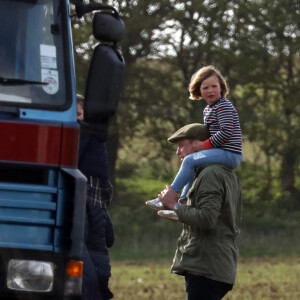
[77,94,114,300]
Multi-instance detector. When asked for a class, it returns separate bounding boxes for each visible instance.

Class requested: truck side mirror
[84,12,125,125]
[93,12,125,43]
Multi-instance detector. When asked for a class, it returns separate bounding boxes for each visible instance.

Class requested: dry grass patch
[110,257,300,300]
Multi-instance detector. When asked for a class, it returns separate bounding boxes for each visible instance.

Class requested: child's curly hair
[189,65,228,100]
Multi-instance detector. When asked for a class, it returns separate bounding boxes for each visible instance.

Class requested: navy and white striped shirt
[203,97,242,154]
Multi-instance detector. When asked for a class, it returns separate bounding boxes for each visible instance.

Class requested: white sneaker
[157,210,178,221]
[145,197,168,210]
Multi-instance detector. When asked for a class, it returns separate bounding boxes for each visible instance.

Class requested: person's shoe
[145,197,168,210]
[157,210,178,221]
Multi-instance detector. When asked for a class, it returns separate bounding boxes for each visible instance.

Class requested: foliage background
[72,0,300,259]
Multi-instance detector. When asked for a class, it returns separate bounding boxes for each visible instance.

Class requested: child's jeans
[171,149,242,201]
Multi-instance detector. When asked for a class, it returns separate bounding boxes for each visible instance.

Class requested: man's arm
[175,168,224,230]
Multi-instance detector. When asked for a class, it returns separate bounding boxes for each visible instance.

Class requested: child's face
[200,75,222,105]
[77,104,84,121]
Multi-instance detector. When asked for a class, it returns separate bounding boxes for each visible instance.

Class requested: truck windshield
[0,0,70,110]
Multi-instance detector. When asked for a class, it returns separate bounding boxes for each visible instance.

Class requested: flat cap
[168,123,210,143]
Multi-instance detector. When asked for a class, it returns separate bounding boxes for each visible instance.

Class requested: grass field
[110,175,300,299]
[109,257,300,300]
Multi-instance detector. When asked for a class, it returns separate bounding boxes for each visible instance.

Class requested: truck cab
[0,0,124,299]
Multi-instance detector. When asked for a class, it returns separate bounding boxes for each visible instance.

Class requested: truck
[0,0,125,299]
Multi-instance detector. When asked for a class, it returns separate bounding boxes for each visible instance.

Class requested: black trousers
[185,273,233,300]
[97,276,114,300]
[82,244,102,300]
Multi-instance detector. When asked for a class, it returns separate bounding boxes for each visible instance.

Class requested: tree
[72,0,300,210]
[229,0,300,207]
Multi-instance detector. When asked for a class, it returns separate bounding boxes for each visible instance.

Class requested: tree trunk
[279,148,300,209]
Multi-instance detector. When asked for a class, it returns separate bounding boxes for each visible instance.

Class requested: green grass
[116,177,169,200]
[109,257,300,300]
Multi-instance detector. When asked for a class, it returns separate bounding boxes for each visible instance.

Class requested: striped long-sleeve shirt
[203,97,242,154]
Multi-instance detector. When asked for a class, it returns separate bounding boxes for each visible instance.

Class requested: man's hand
[159,185,180,210]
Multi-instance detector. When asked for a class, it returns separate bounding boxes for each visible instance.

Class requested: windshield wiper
[0,76,48,85]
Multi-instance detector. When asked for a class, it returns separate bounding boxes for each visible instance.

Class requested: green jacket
[171,164,242,285]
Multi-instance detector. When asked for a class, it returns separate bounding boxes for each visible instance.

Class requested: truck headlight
[7,259,55,292]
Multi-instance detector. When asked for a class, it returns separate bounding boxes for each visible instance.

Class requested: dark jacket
[78,122,109,178]
[85,201,115,277]
[172,165,242,285]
